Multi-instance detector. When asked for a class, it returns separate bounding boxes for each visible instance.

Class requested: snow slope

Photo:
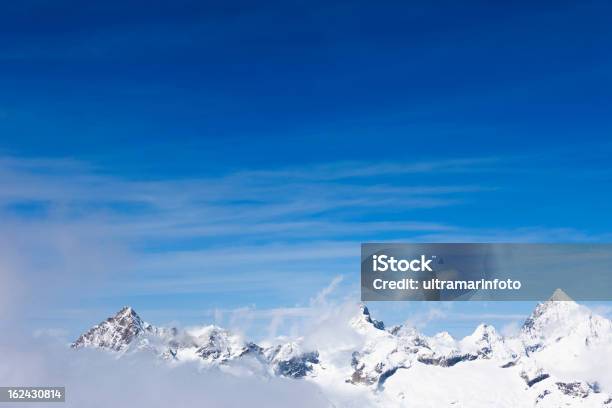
[72,290,612,407]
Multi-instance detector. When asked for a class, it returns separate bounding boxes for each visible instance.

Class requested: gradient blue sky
[1,0,612,340]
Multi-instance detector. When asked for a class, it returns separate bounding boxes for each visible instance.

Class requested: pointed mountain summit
[361,305,385,330]
[522,289,579,337]
[519,288,612,352]
[72,306,150,351]
[69,299,612,406]
[349,303,386,335]
[459,323,515,361]
[548,288,573,301]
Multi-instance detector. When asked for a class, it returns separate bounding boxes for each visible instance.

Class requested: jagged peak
[521,289,586,342]
[112,306,145,327]
[115,306,140,319]
[548,288,573,302]
[528,289,578,317]
[468,324,501,343]
[71,306,149,351]
[359,304,372,317]
[356,304,385,330]
[118,305,134,314]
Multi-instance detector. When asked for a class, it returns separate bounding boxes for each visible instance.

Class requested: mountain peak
[359,304,385,330]
[548,288,573,302]
[350,304,385,332]
[71,306,148,351]
[115,306,142,322]
[70,301,612,406]
[359,304,372,318]
[119,305,134,314]
[521,289,584,346]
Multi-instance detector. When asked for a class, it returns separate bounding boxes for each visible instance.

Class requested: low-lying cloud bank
[0,331,329,408]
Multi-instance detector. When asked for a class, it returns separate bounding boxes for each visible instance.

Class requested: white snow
[72,290,612,407]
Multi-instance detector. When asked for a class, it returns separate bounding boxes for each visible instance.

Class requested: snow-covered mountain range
[72,289,612,407]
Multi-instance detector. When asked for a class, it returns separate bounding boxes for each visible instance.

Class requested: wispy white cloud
[402,304,452,329]
[500,320,522,337]
[0,154,494,322]
[3,153,602,338]
[0,331,329,408]
[231,157,502,181]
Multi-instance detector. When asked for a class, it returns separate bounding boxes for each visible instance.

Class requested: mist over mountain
[71,289,612,407]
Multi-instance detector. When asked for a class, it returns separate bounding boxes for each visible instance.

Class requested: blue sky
[1,0,612,340]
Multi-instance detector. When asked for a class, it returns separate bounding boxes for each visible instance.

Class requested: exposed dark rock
[418,353,477,367]
[361,305,385,330]
[521,372,550,387]
[556,382,592,398]
[274,351,319,378]
[535,390,551,404]
[71,306,147,351]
